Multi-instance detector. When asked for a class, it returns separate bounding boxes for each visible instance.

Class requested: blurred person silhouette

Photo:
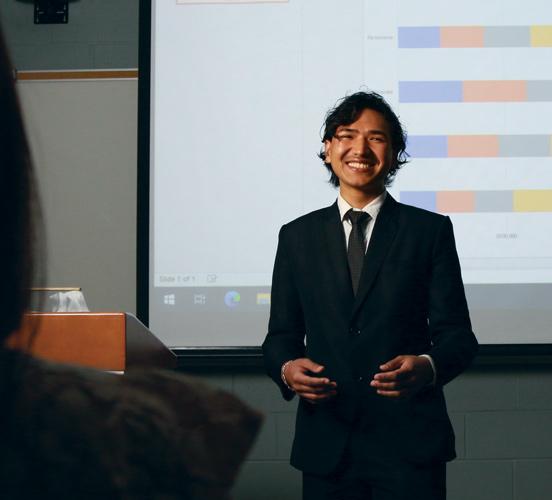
[0,19,262,500]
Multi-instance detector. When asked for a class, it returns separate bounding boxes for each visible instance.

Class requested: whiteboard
[17,72,138,315]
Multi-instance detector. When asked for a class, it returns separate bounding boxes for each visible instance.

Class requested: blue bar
[407,135,448,158]
[399,81,463,103]
[398,27,441,48]
[400,191,437,212]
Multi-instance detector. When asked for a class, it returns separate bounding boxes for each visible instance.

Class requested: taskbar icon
[225,291,241,307]
[256,292,271,305]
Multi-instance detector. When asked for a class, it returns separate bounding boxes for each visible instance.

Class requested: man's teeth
[348,162,370,169]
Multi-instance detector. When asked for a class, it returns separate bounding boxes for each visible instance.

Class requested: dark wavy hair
[318,91,409,187]
[0,22,42,343]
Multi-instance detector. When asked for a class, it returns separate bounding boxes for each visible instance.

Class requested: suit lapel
[353,195,400,311]
[321,202,355,304]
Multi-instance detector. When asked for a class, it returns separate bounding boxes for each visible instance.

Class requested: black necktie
[346,209,370,295]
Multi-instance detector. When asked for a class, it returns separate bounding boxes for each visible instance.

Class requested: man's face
[324,108,396,206]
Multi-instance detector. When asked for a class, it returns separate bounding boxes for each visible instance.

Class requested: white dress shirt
[337,191,387,251]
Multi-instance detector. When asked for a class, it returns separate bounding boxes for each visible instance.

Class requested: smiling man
[262,91,478,500]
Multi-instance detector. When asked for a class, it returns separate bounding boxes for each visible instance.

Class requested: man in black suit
[262,91,478,499]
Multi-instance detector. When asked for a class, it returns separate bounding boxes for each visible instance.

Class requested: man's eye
[337,134,353,140]
[371,136,384,142]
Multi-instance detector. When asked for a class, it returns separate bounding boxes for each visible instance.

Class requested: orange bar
[441,26,484,47]
[448,135,499,157]
[437,191,475,213]
[463,80,527,102]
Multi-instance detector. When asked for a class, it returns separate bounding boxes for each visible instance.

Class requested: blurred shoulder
[3,349,262,500]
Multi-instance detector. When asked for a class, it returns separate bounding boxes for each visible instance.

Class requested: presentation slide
[148,0,552,347]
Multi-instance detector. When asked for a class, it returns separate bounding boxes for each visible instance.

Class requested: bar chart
[371,2,552,284]
[398,25,552,48]
[400,190,552,213]
[407,135,552,158]
[399,80,552,103]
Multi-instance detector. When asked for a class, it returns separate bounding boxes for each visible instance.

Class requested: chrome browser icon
[225,291,241,307]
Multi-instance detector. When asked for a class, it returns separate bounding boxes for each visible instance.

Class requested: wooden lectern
[11,312,177,371]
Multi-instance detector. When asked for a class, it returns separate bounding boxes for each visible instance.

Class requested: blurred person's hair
[0,21,43,343]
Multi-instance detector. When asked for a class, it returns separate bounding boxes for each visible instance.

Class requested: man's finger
[296,358,325,373]
[299,389,338,404]
[379,355,405,371]
[295,381,335,393]
[373,368,410,382]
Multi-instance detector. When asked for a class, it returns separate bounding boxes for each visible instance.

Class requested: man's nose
[353,136,371,156]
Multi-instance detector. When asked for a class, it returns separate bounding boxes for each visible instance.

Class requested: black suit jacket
[262,194,478,475]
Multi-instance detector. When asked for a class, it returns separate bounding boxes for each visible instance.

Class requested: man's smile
[346,161,372,170]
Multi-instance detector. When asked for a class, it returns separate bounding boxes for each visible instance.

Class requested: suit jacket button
[350,328,361,336]
[355,375,363,383]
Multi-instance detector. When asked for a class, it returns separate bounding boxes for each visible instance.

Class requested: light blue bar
[399,81,463,103]
[474,191,514,213]
[484,26,530,47]
[400,191,437,212]
[407,136,448,158]
[526,81,552,102]
[398,27,440,48]
[498,135,552,157]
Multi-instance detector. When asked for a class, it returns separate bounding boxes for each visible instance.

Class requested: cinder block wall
[188,363,552,500]
[0,0,138,70]
[2,2,551,499]
[186,364,552,500]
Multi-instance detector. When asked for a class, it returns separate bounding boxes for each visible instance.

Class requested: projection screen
[139,0,552,353]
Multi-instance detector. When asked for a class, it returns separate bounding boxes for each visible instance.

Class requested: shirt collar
[337,191,387,222]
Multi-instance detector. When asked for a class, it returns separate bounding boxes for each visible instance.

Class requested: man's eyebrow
[336,127,389,136]
[336,127,359,134]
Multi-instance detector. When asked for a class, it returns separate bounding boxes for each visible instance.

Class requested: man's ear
[324,140,332,162]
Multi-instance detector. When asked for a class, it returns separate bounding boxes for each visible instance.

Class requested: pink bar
[437,191,475,213]
[448,135,499,157]
[463,80,527,102]
[440,26,484,48]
